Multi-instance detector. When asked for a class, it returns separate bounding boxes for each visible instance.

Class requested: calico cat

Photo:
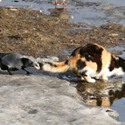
[39,43,125,83]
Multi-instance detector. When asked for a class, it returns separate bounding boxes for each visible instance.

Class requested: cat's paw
[83,75,96,83]
[102,75,108,81]
[87,78,96,83]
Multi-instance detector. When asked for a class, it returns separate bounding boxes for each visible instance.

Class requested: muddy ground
[0,6,125,123]
[0,7,125,59]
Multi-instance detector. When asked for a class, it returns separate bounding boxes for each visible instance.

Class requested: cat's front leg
[82,75,96,83]
[101,74,108,81]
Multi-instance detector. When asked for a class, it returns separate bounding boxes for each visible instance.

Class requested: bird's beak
[33,62,40,69]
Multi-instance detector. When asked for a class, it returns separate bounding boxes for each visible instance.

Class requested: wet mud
[0,7,125,58]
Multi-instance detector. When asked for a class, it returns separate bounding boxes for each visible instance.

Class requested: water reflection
[1,0,125,26]
[109,84,125,105]
[74,80,125,107]
[48,7,70,21]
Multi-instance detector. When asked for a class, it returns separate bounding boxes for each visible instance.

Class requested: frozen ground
[0,71,122,125]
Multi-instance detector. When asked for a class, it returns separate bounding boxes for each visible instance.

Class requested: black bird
[0,53,40,75]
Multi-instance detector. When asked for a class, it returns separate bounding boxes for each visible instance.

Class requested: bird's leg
[7,69,13,75]
[22,67,32,75]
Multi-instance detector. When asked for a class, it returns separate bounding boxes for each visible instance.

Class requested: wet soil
[0,7,125,59]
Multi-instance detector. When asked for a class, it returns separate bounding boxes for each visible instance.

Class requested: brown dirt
[1,7,125,58]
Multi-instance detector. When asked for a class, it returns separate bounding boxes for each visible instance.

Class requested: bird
[53,0,65,9]
[0,53,40,75]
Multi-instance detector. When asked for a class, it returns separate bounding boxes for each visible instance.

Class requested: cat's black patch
[76,59,86,70]
[79,44,103,72]
[109,56,125,71]
[71,47,82,56]
[109,56,116,71]
[48,62,57,67]
[65,60,69,65]
[119,57,125,71]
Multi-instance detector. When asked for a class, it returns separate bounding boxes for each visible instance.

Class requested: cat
[39,43,125,83]
[0,53,40,75]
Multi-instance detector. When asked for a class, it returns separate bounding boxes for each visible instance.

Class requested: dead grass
[0,7,125,58]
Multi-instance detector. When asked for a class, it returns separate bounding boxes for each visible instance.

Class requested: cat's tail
[39,60,69,73]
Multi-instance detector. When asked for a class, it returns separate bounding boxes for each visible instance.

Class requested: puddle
[111,98,125,122]
[109,45,125,122]
[74,75,125,122]
[1,0,125,27]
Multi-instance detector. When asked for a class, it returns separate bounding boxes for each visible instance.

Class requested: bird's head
[21,58,40,69]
